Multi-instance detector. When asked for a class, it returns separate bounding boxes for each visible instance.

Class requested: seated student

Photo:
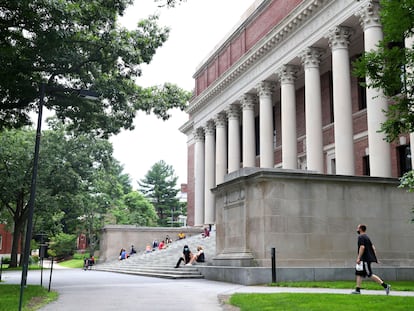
[187,246,205,265]
[202,227,210,238]
[175,245,192,268]
[178,232,186,240]
[130,245,137,255]
[158,240,165,250]
[145,244,152,253]
[119,248,128,260]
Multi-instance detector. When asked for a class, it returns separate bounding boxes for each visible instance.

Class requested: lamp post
[18,83,99,311]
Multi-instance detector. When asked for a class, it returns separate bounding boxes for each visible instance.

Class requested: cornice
[187,0,329,115]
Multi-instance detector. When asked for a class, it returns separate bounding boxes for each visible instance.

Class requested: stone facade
[212,168,414,269]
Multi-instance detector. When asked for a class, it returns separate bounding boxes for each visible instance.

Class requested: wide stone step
[96,265,204,279]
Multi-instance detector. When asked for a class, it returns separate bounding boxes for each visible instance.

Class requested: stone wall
[212,168,414,269]
[99,226,203,262]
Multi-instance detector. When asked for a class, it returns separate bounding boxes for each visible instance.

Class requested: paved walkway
[2,267,413,311]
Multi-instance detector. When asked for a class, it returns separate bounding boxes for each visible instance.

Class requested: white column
[356,1,392,177]
[227,104,241,173]
[204,120,216,225]
[215,113,227,184]
[278,65,298,169]
[327,26,355,175]
[300,47,325,173]
[194,128,205,226]
[257,81,274,168]
[240,94,257,168]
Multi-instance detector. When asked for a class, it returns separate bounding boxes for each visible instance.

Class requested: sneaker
[385,284,391,295]
[185,263,192,266]
[351,290,361,294]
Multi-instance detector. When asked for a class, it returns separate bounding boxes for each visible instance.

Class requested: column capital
[327,26,354,50]
[277,64,299,84]
[355,0,381,30]
[194,127,205,142]
[240,93,257,110]
[215,112,227,128]
[256,81,274,97]
[226,103,240,120]
[300,47,324,69]
[204,120,215,136]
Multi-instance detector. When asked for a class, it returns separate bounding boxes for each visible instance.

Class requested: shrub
[48,233,77,260]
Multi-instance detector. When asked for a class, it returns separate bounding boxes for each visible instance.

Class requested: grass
[229,293,414,311]
[0,284,58,311]
[58,258,84,269]
[228,281,414,310]
[272,280,414,291]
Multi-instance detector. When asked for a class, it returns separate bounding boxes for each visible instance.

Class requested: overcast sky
[111,0,255,188]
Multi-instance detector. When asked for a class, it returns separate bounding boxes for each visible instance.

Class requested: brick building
[180,0,413,226]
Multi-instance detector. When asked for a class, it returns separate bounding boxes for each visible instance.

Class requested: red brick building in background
[180,0,413,226]
[0,224,15,256]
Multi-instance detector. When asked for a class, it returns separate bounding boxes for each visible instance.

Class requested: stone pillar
[204,120,216,225]
[215,113,227,184]
[227,104,241,173]
[327,26,355,175]
[240,94,257,168]
[194,128,205,226]
[300,47,325,173]
[278,65,298,169]
[257,81,274,168]
[356,0,392,177]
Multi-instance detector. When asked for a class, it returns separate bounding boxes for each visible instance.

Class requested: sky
[110,0,256,188]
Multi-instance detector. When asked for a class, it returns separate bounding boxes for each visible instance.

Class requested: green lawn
[0,284,58,311]
[272,280,414,291]
[228,281,414,311]
[229,293,414,311]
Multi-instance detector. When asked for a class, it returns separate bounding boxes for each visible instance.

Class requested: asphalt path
[2,267,414,311]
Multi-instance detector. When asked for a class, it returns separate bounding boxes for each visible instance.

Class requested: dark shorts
[355,261,373,278]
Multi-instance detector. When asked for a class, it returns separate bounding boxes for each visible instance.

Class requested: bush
[48,233,77,260]
[1,257,11,265]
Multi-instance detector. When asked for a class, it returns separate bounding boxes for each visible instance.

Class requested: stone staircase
[95,231,216,279]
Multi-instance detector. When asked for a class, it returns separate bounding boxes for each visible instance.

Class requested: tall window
[0,234,2,250]
[398,144,412,176]
[358,77,367,110]
[363,155,370,176]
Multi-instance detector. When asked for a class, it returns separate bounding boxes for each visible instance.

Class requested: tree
[0,122,132,266]
[139,160,181,226]
[353,0,414,191]
[0,0,191,137]
[111,191,158,226]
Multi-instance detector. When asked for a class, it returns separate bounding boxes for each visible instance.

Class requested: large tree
[0,0,191,137]
[139,160,181,226]
[0,122,131,266]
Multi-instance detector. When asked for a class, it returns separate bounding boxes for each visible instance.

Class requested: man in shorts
[352,224,391,295]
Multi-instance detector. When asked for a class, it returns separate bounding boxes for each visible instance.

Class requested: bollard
[48,257,54,292]
[271,247,276,283]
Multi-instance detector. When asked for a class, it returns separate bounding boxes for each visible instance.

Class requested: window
[0,234,2,250]
[398,144,412,177]
[362,155,370,176]
[358,77,367,110]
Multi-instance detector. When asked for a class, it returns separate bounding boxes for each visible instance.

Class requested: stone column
[204,120,216,225]
[215,113,227,184]
[356,0,392,177]
[278,65,298,169]
[327,26,355,175]
[227,104,241,173]
[300,47,325,173]
[194,127,205,226]
[257,81,274,168]
[240,94,257,168]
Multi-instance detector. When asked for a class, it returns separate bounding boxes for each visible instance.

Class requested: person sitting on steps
[186,246,205,266]
[175,245,192,268]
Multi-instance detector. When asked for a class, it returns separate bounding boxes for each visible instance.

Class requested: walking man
[352,224,391,295]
